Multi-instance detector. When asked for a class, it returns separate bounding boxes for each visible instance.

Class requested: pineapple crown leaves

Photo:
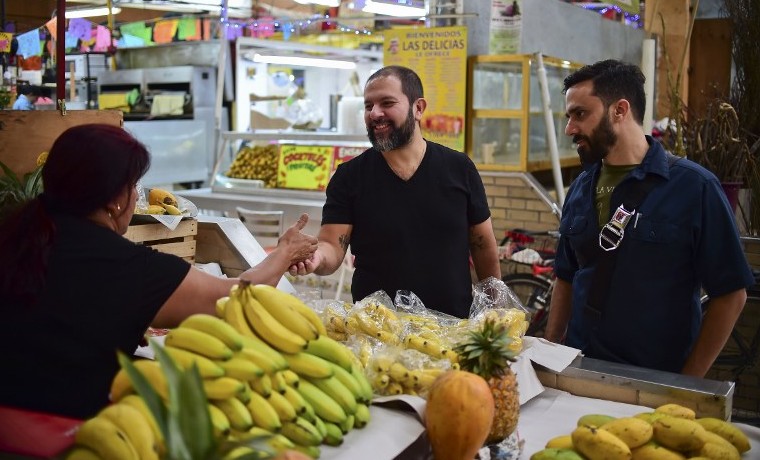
[453,319,517,379]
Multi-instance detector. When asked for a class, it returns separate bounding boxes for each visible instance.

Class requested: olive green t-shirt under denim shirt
[595,163,637,228]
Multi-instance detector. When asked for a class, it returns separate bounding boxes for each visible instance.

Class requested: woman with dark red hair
[0,124,317,419]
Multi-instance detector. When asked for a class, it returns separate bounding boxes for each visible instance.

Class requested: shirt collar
[629,135,671,180]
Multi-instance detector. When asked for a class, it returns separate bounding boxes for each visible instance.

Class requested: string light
[581,3,643,29]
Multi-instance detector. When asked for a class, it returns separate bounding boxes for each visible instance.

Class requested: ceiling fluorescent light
[253,53,357,70]
[362,0,426,17]
[65,6,122,18]
[295,0,341,7]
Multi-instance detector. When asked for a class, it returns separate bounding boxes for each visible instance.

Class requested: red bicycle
[499,229,558,338]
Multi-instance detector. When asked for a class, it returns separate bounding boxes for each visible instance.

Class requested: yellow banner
[383,26,467,152]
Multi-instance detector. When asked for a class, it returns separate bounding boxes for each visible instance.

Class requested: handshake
[277,214,320,269]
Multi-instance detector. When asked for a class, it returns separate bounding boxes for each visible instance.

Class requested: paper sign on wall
[0,32,11,53]
[277,145,333,191]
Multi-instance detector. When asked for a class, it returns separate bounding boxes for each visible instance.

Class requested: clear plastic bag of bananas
[364,344,454,399]
[467,277,531,354]
[317,284,531,400]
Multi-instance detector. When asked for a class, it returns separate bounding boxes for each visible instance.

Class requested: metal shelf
[209,130,370,188]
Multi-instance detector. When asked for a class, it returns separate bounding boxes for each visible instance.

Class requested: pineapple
[454,319,519,444]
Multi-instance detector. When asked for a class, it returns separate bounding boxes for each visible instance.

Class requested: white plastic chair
[334,248,355,300]
[234,207,284,251]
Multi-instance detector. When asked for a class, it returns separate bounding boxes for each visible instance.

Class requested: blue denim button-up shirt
[555,136,754,372]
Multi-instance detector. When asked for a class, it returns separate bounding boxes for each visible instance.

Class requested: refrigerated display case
[467,54,582,172]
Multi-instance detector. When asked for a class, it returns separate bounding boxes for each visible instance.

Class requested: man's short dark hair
[366,65,424,105]
[563,59,646,125]
[18,85,43,97]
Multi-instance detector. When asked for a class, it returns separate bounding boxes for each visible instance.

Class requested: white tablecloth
[517,388,760,459]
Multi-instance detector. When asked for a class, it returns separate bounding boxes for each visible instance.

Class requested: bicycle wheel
[502,273,552,337]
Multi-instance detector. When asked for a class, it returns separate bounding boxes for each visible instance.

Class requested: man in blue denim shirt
[544,60,754,376]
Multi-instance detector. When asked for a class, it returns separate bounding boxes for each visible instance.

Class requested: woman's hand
[277,213,318,265]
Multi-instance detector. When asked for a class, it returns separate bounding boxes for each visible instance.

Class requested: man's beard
[368,106,416,153]
[574,113,617,164]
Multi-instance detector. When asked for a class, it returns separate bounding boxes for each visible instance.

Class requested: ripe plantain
[601,417,654,448]
[695,417,750,453]
[571,424,631,460]
[148,188,178,207]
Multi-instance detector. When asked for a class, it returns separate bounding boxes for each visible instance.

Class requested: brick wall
[480,171,562,240]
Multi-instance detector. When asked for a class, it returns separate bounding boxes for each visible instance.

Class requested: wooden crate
[124,219,198,263]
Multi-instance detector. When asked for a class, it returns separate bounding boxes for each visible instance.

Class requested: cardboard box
[250,109,291,130]
[277,144,333,191]
[124,219,198,262]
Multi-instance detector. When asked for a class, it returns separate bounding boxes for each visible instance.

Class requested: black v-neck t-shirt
[322,141,490,318]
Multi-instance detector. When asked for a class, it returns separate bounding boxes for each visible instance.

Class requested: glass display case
[467,54,582,172]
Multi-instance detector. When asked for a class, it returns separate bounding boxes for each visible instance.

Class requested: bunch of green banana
[67,401,160,460]
[529,403,752,460]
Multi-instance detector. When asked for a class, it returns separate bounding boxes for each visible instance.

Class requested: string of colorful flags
[0,13,374,60]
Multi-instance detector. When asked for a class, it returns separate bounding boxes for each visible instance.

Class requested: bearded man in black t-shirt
[290,65,501,318]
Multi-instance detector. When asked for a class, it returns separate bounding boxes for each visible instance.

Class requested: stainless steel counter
[535,355,735,419]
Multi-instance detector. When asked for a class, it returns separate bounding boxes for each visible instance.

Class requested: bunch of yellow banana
[147,188,183,216]
[530,403,752,460]
[403,334,460,364]
[341,301,403,346]
[367,353,450,398]
[322,304,353,342]
[213,283,374,455]
[67,400,161,460]
[472,308,529,354]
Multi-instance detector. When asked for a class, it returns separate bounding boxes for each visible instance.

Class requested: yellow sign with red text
[383,26,467,151]
[277,145,333,191]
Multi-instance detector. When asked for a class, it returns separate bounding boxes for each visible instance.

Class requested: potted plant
[682,98,760,217]
[0,153,46,222]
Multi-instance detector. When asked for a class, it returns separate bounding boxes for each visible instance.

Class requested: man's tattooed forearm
[338,234,350,252]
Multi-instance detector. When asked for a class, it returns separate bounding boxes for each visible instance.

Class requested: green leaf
[176,365,215,460]
[152,341,193,460]
[0,160,21,188]
[467,349,484,358]
[23,167,44,199]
